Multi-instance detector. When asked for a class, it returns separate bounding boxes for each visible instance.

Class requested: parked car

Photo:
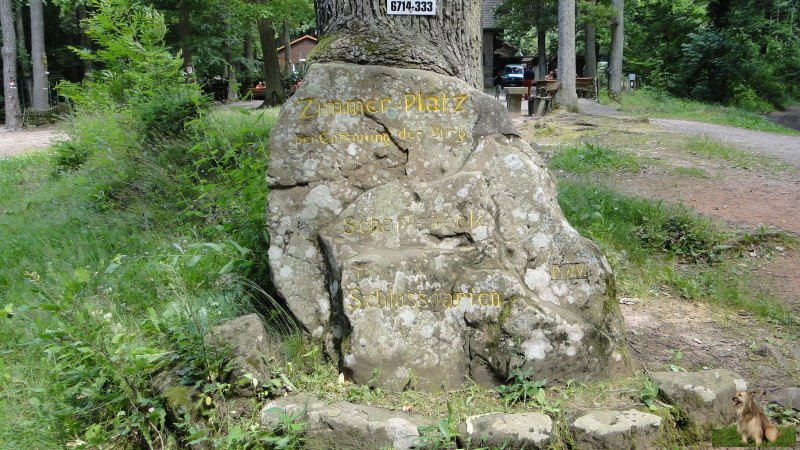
[498,64,524,87]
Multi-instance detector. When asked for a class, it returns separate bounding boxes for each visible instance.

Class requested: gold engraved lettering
[319,131,331,144]
[470,210,483,227]
[453,93,468,112]
[298,98,318,119]
[491,292,502,307]
[418,293,428,307]
[551,263,589,280]
[343,217,356,234]
[348,289,363,309]
[380,97,392,112]
[425,96,440,111]
[404,93,416,111]
[366,99,379,113]
[478,292,490,306]
[346,100,364,115]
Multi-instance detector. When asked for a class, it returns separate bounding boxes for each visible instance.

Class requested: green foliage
[496,368,547,406]
[182,108,279,280]
[640,379,659,411]
[53,140,92,171]
[39,268,171,448]
[550,143,640,173]
[417,402,459,450]
[136,87,210,138]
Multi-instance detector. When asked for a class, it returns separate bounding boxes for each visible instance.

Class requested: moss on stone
[307,33,339,62]
[163,385,195,415]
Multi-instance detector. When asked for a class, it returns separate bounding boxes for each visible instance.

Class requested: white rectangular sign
[387,0,436,15]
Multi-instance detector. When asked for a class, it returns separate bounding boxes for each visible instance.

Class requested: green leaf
[187,255,202,267]
[74,267,91,284]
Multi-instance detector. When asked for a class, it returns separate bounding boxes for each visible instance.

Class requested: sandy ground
[0,126,66,158]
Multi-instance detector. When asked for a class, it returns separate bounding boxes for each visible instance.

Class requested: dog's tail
[764,422,779,443]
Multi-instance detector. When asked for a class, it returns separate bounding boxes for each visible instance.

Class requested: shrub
[136,87,210,139]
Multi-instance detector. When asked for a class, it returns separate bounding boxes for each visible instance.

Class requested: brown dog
[733,391,778,445]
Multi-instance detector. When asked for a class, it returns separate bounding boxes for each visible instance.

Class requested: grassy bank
[0,107,280,448]
[602,88,799,135]
[551,143,794,322]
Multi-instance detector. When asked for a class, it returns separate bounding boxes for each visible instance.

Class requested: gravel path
[577,99,800,167]
[0,127,66,158]
[650,118,800,167]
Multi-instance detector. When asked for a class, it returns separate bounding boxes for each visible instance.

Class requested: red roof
[277,35,318,52]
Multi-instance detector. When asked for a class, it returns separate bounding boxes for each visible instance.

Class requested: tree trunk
[282,20,291,72]
[245,32,254,60]
[14,2,31,105]
[536,0,547,80]
[555,0,578,110]
[537,27,547,79]
[1,0,21,129]
[584,0,596,78]
[314,0,482,88]
[609,0,624,100]
[29,0,49,110]
[226,52,238,101]
[179,0,192,73]
[257,17,284,106]
[77,4,93,77]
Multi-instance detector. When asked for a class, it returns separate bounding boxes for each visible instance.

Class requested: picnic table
[503,87,528,114]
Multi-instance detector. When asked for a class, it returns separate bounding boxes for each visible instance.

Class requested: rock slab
[203,314,278,396]
[650,369,747,427]
[460,412,552,449]
[260,395,430,450]
[267,61,629,390]
[571,409,662,450]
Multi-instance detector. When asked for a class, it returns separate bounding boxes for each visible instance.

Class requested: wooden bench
[576,77,597,100]
[19,105,68,127]
[529,81,561,116]
[504,87,528,114]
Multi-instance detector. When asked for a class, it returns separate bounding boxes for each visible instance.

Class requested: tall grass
[0,107,283,448]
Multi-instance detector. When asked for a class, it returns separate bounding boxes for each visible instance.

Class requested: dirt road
[651,118,800,167]
[0,127,66,158]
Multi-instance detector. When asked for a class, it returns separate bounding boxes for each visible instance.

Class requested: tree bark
[29,0,49,110]
[1,0,21,129]
[245,32,254,60]
[609,0,624,100]
[77,4,93,77]
[584,0,596,78]
[537,27,547,79]
[555,0,578,110]
[179,0,192,73]
[314,0,482,88]
[225,52,238,101]
[283,20,291,72]
[537,0,547,79]
[14,2,31,105]
[257,17,284,106]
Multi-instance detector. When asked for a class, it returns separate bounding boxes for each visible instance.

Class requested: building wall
[278,39,318,68]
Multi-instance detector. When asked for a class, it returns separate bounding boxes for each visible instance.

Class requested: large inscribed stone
[267,62,628,390]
